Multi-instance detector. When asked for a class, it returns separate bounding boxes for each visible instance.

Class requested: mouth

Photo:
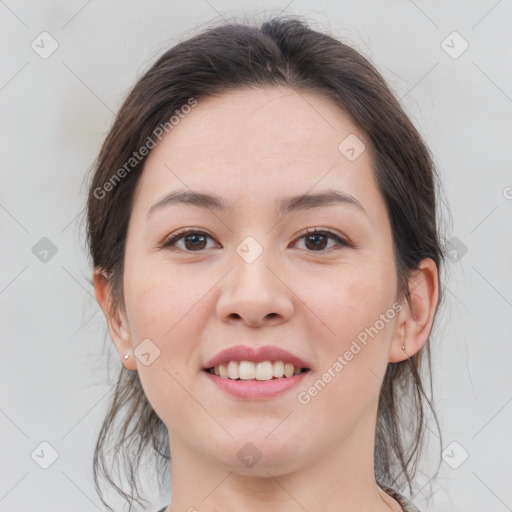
[203,361,312,399]
[203,360,312,381]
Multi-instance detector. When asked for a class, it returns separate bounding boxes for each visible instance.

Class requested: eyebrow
[146,188,366,218]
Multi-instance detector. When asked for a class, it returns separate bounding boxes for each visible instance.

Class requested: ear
[93,269,137,371]
[389,258,439,363]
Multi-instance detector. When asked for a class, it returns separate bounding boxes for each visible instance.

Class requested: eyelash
[160,227,351,253]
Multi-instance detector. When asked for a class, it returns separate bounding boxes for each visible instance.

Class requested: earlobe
[389,318,409,363]
[389,258,439,363]
[92,269,137,371]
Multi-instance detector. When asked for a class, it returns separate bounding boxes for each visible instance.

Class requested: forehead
[132,86,382,219]
[155,86,360,156]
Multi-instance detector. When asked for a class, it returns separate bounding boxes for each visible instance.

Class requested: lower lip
[203,370,311,399]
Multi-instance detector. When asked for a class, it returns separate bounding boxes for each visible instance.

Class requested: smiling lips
[203,344,312,380]
[204,364,310,399]
[203,345,312,398]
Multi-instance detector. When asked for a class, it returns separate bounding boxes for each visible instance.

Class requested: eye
[291,228,350,252]
[161,229,217,252]
[160,227,350,253]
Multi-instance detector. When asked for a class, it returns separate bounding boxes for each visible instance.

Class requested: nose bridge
[232,233,275,292]
[215,232,294,325]
[235,233,267,266]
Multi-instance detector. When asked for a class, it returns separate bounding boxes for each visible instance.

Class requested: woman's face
[117,86,403,475]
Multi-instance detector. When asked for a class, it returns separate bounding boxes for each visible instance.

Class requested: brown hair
[84,14,445,511]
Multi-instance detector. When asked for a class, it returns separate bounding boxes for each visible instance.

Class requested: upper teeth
[211,360,303,380]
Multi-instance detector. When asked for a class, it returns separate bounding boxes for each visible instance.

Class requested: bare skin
[94,86,438,512]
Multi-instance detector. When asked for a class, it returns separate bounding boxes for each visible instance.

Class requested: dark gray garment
[156,487,421,512]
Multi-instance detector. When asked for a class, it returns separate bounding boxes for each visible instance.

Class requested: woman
[86,15,444,512]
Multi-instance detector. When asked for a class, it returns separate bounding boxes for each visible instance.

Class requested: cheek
[306,264,394,345]
[298,266,395,402]
[122,257,229,379]
[124,259,208,337]
[123,262,210,418]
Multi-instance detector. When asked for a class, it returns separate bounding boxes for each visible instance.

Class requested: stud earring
[124,354,129,359]
[401,344,406,351]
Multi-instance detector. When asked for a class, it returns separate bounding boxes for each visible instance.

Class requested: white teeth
[219,363,228,378]
[227,361,239,379]
[239,361,256,379]
[210,360,306,380]
[256,361,273,381]
[273,360,284,378]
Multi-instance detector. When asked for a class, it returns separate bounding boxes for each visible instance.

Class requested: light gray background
[1,1,511,511]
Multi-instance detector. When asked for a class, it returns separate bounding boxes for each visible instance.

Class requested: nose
[215,244,294,328]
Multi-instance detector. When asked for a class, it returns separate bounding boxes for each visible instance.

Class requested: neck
[165,411,401,512]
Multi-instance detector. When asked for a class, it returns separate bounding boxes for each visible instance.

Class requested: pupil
[186,234,206,250]
[306,234,326,250]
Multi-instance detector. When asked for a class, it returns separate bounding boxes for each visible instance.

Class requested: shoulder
[380,485,422,512]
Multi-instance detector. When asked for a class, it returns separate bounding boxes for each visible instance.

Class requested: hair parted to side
[84,14,445,511]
